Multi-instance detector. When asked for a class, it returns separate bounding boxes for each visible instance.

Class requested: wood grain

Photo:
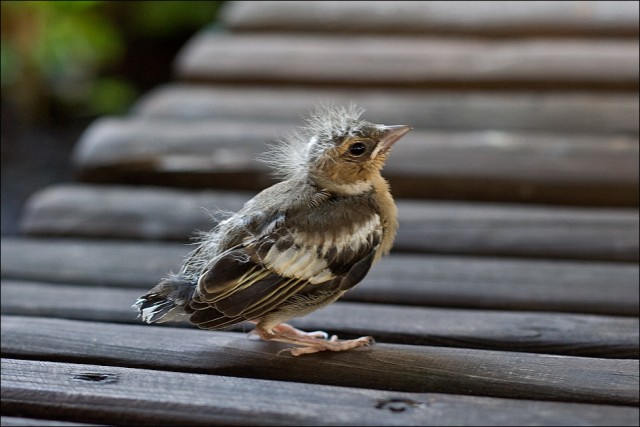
[2,280,637,358]
[174,32,639,89]
[18,186,640,261]
[3,358,638,426]
[133,85,640,134]
[221,1,640,37]
[2,238,638,316]
[2,316,637,405]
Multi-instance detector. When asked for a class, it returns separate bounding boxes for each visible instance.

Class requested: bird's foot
[255,323,374,356]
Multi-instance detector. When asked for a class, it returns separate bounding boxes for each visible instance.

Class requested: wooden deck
[2,2,639,425]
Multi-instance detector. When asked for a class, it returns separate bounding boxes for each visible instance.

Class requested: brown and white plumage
[133,105,411,355]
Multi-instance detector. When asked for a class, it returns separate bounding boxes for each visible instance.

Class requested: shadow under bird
[134,105,412,356]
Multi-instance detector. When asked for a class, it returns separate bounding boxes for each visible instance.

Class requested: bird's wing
[187,211,382,329]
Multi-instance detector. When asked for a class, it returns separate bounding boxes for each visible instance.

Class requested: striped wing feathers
[188,214,382,329]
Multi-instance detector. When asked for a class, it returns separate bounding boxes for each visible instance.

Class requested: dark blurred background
[1,0,223,235]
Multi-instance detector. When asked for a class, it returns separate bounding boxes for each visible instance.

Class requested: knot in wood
[72,372,119,384]
[375,398,422,413]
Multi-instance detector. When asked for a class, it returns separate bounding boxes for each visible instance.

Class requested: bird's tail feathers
[133,275,195,323]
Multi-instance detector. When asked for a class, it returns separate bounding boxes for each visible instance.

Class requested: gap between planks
[2,237,638,316]
[2,279,638,358]
[17,185,640,261]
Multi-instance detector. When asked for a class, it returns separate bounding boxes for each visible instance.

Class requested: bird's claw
[277,335,374,356]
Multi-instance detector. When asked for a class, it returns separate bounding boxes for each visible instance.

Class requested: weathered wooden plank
[0,416,96,426]
[349,256,640,316]
[395,201,639,261]
[3,359,638,426]
[2,238,638,316]
[2,316,638,405]
[21,185,248,241]
[175,32,639,89]
[18,186,640,261]
[133,85,640,135]
[2,280,637,358]
[0,238,185,288]
[222,1,640,37]
[71,117,640,205]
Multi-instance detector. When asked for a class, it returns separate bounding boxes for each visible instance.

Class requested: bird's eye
[348,142,367,156]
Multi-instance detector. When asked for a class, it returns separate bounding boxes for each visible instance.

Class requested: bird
[133,105,412,356]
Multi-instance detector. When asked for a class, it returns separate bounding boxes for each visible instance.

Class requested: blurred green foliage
[1,0,221,123]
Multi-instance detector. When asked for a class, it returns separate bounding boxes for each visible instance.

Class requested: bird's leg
[254,322,374,356]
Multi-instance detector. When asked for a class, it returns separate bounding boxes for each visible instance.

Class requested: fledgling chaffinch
[133,105,411,356]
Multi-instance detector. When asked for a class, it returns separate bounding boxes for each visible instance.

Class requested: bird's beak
[370,125,413,159]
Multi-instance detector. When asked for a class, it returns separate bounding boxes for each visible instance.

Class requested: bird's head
[263,105,412,195]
